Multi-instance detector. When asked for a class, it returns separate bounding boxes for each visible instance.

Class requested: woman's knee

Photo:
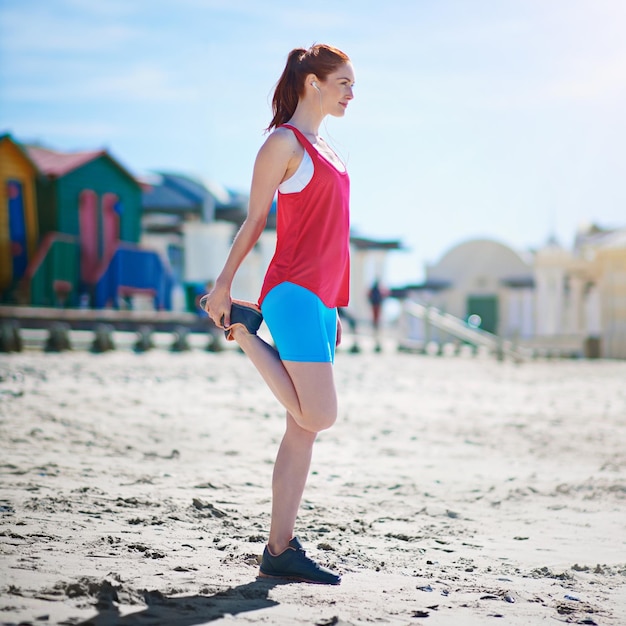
[283,360,337,432]
[298,408,337,433]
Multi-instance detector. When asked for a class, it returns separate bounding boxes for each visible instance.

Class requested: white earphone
[312,81,320,91]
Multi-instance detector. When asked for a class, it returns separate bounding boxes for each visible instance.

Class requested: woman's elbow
[244,214,268,236]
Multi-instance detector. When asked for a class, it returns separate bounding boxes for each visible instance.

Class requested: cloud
[3,63,199,104]
[84,64,200,102]
[0,6,138,54]
[59,0,139,19]
[7,120,124,144]
[0,2,203,107]
[544,53,626,105]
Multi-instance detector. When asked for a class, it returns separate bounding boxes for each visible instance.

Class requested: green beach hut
[23,145,142,306]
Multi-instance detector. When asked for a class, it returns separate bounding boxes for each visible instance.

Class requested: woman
[202,44,355,585]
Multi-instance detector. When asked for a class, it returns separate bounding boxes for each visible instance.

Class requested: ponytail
[267,48,306,133]
[266,44,350,132]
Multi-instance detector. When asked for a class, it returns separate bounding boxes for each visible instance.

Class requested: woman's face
[319,62,355,117]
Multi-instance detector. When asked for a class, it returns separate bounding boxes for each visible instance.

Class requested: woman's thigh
[283,360,337,432]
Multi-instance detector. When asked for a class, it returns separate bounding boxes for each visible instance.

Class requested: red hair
[266,44,350,132]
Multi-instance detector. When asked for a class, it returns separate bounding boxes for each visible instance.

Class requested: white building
[399,226,626,358]
[399,238,534,340]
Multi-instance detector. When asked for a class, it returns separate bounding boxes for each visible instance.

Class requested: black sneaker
[258,537,341,585]
[224,300,263,341]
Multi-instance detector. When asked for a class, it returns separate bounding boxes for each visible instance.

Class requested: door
[102,193,120,263]
[466,295,499,334]
[7,180,28,280]
[79,189,99,283]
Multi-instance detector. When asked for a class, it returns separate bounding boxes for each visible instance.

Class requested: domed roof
[427,238,532,285]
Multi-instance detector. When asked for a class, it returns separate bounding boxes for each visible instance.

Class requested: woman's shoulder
[260,126,302,158]
[269,125,300,144]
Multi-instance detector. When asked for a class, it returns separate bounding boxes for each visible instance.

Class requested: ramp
[403,300,526,362]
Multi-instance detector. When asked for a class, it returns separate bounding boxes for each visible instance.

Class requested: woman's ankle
[230,323,255,344]
[267,536,293,556]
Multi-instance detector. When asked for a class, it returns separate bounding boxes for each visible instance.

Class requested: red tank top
[259,124,351,308]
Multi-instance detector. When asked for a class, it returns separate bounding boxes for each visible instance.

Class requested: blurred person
[201,44,355,585]
[368,279,387,352]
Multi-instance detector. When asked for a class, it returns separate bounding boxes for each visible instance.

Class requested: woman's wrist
[214,277,232,292]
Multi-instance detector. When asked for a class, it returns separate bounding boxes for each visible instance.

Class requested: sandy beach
[1,340,625,625]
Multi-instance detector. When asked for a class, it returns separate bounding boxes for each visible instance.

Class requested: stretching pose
[202,44,355,585]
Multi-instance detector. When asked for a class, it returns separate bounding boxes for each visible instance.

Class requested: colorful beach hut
[18,143,171,309]
[0,134,39,301]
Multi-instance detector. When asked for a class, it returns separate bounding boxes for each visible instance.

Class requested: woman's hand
[201,283,232,329]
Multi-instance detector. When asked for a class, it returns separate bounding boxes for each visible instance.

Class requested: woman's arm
[336,312,343,347]
[203,129,301,328]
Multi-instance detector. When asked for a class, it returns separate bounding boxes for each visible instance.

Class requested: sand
[1,340,625,625]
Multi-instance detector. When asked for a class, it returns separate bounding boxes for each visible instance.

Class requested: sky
[1,0,625,285]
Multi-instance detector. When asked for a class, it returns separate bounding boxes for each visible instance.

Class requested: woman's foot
[258,537,341,585]
[224,300,263,341]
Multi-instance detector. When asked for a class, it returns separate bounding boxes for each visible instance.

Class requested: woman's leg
[230,327,337,433]
[230,290,339,559]
[231,329,338,555]
[267,411,317,554]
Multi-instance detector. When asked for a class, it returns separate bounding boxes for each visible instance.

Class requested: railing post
[134,325,154,353]
[91,323,115,353]
[45,322,71,352]
[421,307,431,355]
[171,325,191,352]
[496,336,504,361]
[0,320,22,352]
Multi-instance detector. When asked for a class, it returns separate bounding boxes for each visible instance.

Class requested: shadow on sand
[75,579,282,626]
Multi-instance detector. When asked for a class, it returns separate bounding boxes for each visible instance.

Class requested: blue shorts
[261,282,337,363]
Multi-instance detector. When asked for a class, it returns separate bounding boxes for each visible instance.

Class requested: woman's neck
[287,103,324,137]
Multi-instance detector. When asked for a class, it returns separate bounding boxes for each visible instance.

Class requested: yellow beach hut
[0,134,39,301]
